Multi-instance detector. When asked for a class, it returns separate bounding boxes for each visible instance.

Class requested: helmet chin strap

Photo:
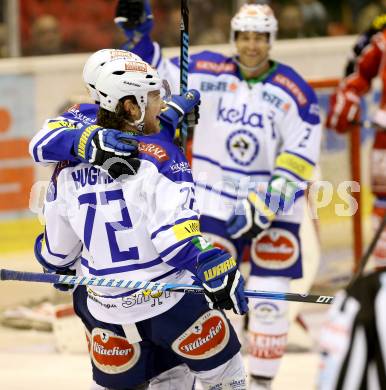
[233,54,269,75]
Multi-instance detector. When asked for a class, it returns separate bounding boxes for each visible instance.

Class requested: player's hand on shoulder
[196,248,248,315]
[115,0,153,35]
[160,89,201,131]
[326,89,360,133]
[74,124,141,179]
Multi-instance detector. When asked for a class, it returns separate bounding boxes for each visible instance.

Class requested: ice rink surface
[0,326,319,389]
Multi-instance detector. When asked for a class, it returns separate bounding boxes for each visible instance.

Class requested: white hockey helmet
[82,49,142,102]
[95,57,164,127]
[231,4,278,46]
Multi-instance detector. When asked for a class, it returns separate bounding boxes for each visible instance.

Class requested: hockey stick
[0,268,334,304]
[179,0,189,150]
[348,212,386,287]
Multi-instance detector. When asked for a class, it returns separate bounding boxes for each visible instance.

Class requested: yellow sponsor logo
[47,120,76,131]
[275,152,314,180]
[78,125,100,159]
[142,290,164,298]
[203,257,237,281]
[172,220,200,241]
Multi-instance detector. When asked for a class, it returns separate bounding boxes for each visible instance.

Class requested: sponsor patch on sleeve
[275,152,314,181]
[139,142,169,162]
[172,219,201,241]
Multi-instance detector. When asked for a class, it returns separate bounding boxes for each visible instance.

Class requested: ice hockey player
[115,2,321,388]
[29,48,142,179]
[326,13,386,269]
[33,56,248,389]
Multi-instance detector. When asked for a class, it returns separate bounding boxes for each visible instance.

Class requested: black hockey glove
[74,125,141,179]
[115,0,151,29]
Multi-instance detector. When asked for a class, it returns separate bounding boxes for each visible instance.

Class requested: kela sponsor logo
[91,328,140,374]
[172,310,229,359]
[217,97,264,128]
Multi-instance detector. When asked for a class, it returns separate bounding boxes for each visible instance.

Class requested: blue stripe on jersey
[165,241,200,274]
[195,182,238,200]
[32,127,66,162]
[81,256,163,276]
[150,216,199,240]
[159,236,199,259]
[274,167,307,182]
[44,228,68,259]
[283,150,316,166]
[193,154,272,176]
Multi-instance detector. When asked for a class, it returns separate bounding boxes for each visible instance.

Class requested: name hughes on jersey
[217,97,264,129]
[72,166,114,189]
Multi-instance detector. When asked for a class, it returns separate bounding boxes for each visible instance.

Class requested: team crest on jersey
[226,129,259,166]
[90,328,140,374]
[251,228,299,269]
[172,310,229,359]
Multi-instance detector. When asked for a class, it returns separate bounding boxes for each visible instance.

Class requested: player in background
[326,13,386,269]
[116,2,321,388]
[34,55,248,389]
[318,270,386,389]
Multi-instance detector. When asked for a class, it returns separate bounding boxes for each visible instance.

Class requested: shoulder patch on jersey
[272,74,307,106]
[138,142,169,162]
[195,60,236,74]
[63,103,98,125]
